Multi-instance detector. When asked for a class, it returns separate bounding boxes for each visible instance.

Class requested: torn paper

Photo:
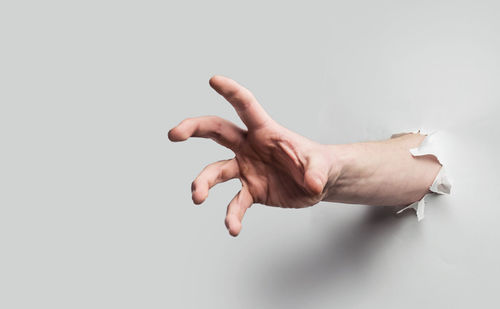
[395,130,452,221]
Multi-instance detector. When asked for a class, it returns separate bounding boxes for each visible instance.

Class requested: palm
[169,76,330,236]
[235,127,326,208]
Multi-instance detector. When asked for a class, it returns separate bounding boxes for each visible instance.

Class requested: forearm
[322,133,442,207]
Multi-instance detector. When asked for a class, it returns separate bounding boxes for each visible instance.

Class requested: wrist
[320,143,351,202]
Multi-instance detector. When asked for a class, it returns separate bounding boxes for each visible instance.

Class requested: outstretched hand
[168,76,337,236]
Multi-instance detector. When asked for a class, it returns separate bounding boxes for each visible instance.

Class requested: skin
[168,75,442,237]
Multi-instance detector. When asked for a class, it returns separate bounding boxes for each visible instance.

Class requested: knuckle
[226,87,239,99]
[217,169,224,182]
[238,91,252,109]
[229,89,250,108]
[218,163,230,180]
[209,118,224,141]
[213,122,224,139]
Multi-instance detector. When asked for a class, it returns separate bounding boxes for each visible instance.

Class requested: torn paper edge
[394,130,452,221]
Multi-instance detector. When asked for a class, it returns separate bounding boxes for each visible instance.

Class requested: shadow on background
[250,206,417,308]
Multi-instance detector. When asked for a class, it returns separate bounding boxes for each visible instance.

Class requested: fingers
[209,75,271,130]
[191,158,240,204]
[225,186,253,237]
[191,158,252,237]
[168,116,245,151]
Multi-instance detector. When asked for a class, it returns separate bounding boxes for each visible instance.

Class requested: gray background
[1,0,499,308]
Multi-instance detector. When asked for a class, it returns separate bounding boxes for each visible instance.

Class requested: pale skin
[168,75,442,237]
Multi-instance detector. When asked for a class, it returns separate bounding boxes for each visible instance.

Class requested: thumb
[304,154,328,196]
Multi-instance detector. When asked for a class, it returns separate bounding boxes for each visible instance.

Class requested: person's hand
[168,76,337,236]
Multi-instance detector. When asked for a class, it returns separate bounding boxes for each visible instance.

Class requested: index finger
[209,75,271,129]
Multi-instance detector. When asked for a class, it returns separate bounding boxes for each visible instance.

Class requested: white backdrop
[1,1,499,308]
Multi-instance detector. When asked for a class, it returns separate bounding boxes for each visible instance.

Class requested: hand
[168,76,338,236]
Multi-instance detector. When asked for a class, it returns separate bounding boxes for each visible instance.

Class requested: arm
[168,75,441,236]
[323,134,441,207]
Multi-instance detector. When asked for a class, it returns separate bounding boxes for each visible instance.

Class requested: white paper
[395,130,452,220]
